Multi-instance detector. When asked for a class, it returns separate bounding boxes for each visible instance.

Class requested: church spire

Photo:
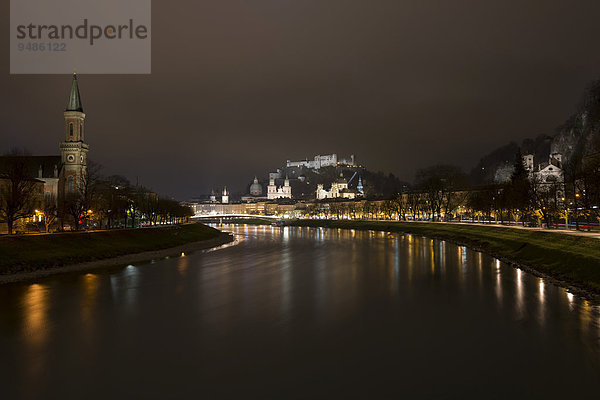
[66,72,84,112]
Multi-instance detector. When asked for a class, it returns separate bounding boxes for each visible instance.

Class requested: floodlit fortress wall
[286,154,355,169]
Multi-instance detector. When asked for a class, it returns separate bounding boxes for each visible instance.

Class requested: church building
[267,176,292,199]
[316,173,357,200]
[0,73,89,206]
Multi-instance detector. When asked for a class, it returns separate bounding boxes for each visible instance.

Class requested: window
[69,123,73,137]
[67,176,74,193]
[80,123,83,139]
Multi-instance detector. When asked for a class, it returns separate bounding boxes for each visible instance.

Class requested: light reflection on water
[1,223,599,398]
[23,284,48,348]
[214,224,600,359]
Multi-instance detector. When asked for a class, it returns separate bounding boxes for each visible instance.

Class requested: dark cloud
[2,0,600,198]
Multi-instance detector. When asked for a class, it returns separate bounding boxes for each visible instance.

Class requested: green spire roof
[66,72,83,112]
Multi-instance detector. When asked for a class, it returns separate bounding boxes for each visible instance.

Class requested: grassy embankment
[0,223,223,275]
[233,218,600,293]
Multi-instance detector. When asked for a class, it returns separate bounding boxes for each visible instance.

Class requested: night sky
[2,1,600,199]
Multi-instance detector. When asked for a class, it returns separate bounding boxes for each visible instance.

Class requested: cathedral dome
[250,177,263,196]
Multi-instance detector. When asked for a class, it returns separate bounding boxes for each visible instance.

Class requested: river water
[1,224,599,399]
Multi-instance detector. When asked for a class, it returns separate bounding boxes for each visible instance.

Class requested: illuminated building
[60,72,89,198]
[316,173,357,200]
[221,187,229,204]
[267,176,292,199]
[249,177,263,196]
[286,154,356,170]
[0,73,89,207]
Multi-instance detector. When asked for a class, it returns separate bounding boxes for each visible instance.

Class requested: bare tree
[391,194,407,221]
[98,175,131,229]
[530,175,562,228]
[406,192,422,220]
[0,155,42,234]
[415,165,466,221]
[380,200,395,220]
[61,161,102,230]
[42,194,58,233]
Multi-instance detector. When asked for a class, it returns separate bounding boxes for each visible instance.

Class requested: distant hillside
[471,78,600,184]
[552,79,600,165]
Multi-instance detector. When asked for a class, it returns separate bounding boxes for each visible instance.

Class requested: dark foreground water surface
[1,225,599,399]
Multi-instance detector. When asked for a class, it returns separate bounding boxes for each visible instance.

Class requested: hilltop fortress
[286,154,356,170]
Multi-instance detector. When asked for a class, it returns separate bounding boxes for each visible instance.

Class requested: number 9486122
[17,42,67,52]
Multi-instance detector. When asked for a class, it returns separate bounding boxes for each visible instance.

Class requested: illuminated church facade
[0,73,89,206]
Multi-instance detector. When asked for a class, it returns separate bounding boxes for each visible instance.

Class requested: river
[1,224,599,399]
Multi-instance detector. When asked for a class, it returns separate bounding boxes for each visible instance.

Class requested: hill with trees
[471,78,600,184]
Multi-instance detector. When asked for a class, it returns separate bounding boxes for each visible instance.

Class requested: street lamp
[34,209,44,223]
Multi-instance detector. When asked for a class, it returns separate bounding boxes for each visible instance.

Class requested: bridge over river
[192,213,280,221]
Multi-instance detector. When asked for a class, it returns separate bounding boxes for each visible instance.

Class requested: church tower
[282,175,292,197]
[221,187,229,204]
[267,177,277,199]
[357,176,364,196]
[59,72,89,196]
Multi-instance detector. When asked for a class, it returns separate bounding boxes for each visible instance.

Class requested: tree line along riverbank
[228,219,600,295]
[0,223,227,276]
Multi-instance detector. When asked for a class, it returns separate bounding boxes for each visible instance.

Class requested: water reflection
[459,245,468,267]
[20,283,50,395]
[23,284,49,348]
[1,224,599,398]
[109,264,141,314]
[392,237,400,295]
[214,224,600,360]
[81,273,99,332]
[495,259,503,306]
[282,226,290,243]
[515,268,525,318]
[280,248,292,324]
[177,255,189,277]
